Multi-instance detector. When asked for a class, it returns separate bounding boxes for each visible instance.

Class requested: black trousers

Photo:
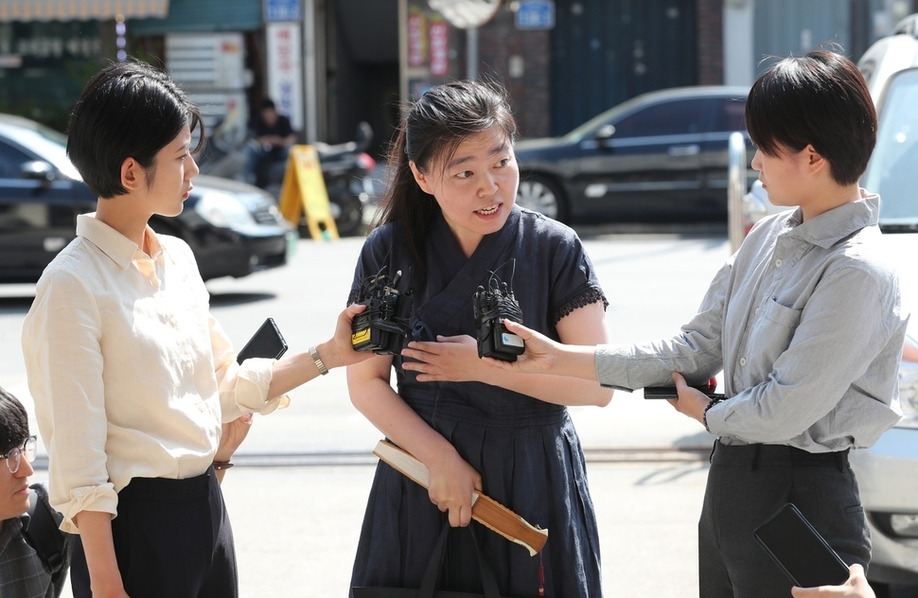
[71,467,238,598]
[699,441,870,598]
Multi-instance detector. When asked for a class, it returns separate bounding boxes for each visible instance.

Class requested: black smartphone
[754,503,850,588]
[642,386,724,400]
[236,318,288,364]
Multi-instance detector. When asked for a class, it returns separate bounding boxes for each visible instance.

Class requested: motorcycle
[198,119,376,237]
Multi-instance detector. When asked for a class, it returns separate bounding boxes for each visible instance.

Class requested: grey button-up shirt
[596,194,907,452]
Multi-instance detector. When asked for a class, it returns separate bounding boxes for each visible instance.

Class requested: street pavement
[4,227,732,597]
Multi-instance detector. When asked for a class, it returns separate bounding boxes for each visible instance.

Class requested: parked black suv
[514,86,755,223]
[0,114,296,283]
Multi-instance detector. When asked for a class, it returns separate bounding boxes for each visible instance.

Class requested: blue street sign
[265,0,301,22]
[515,0,555,30]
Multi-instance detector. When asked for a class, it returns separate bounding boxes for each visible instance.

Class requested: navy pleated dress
[348,207,607,598]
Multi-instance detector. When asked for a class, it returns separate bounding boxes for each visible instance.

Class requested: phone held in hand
[236,318,288,364]
[642,386,724,400]
[754,503,850,588]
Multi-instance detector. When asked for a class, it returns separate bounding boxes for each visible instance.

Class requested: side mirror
[20,160,56,182]
[595,124,616,142]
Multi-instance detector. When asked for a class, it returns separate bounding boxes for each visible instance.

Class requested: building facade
[0,0,916,158]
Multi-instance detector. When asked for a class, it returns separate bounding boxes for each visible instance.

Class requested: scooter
[198,120,376,237]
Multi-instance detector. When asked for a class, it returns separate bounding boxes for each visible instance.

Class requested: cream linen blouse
[22,214,287,533]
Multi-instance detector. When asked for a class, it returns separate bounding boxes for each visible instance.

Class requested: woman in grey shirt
[488,50,907,598]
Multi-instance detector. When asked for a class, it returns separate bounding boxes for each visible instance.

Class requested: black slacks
[71,467,238,598]
[699,441,870,598]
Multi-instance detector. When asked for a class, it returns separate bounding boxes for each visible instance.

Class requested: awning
[131,0,262,35]
[0,0,170,22]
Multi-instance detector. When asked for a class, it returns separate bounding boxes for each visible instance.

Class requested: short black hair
[260,98,277,110]
[0,387,29,455]
[66,60,204,199]
[745,49,877,185]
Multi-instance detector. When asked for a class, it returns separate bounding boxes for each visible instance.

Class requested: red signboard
[408,12,426,67]
[429,20,448,76]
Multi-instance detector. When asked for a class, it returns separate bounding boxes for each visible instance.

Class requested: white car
[850,65,918,589]
[740,66,918,589]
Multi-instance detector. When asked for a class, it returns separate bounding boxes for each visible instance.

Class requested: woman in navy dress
[347,80,612,597]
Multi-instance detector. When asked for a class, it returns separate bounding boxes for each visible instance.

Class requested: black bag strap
[419,522,501,598]
[22,485,66,574]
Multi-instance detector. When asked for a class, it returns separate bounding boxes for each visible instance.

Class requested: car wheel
[517,174,567,222]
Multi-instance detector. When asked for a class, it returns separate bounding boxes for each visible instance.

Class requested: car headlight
[897,335,918,429]
[891,514,918,537]
[193,190,256,228]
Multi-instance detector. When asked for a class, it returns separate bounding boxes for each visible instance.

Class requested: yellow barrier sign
[278,145,339,241]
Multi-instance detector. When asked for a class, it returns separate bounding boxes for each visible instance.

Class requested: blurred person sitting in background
[243,98,297,188]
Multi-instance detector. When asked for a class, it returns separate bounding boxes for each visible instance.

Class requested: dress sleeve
[22,270,117,533]
[548,226,608,325]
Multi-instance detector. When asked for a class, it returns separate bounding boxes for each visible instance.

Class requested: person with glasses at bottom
[0,385,68,598]
[0,384,257,598]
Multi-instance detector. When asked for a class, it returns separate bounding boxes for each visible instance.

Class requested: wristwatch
[309,345,329,375]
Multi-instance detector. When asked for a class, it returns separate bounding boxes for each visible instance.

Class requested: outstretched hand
[481,319,562,373]
[321,303,376,370]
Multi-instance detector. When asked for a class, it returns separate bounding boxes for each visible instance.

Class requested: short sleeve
[547,224,608,324]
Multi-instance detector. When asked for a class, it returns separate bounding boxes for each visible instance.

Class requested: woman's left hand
[216,413,253,462]
[666,372,710,425]
[401,335,482,382]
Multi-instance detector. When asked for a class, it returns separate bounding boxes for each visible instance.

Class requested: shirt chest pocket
[746,298,803,366]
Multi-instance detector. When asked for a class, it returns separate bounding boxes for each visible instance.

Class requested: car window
[612,99,708,138]
[863,68,918,223]
[710,98,747,132]
[0,122,81,180]
[0,140,32,178]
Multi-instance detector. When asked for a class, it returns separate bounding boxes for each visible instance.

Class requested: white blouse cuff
[60,483,118,534]
[235,357,290,415]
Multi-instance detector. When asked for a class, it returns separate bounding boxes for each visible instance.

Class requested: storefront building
[0,0,169,131]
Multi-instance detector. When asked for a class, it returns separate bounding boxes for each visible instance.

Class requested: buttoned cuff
[60,484,118,534]
[232,357,290,419]
[704,400,727,437]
